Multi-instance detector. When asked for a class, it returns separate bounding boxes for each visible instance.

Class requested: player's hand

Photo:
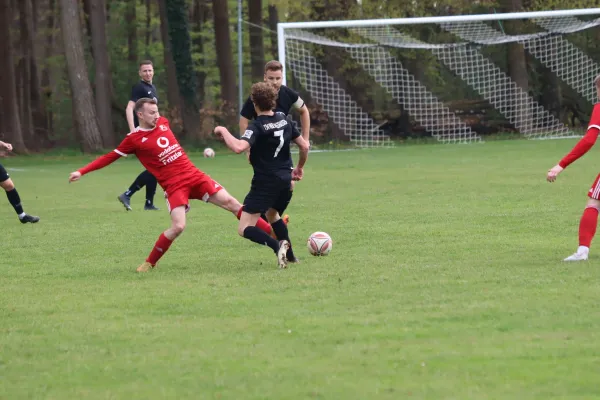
[213,126,225,139]
[292,167,304,181]
[0,142,12,151]
[69,171,82,183]
[547,165,564,182]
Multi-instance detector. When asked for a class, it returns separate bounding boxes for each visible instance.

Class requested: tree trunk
[40,0,55,137]
[88,0,114,148]
[248,0,264,81]
[18,0,35,147]
[29,0,49,146]
[125,0,137,66]
[158,0,183,117]
[0,0,27,153]
[145,0,151,50]
[191,0,209,108]
[213,0,236,119]
[267,4,278,59]
[502,0,531,130]
[165,0,201,139]
[59,0,103,152]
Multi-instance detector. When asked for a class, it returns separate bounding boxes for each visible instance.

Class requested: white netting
[281,12,600,143]
[285,38,391,147]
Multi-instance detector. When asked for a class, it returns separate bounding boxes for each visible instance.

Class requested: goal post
[278,8,600,146]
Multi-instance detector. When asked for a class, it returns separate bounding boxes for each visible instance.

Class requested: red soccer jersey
[559,104,600,169]
[78,117,202,192]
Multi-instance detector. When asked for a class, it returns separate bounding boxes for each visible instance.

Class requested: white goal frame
[278,8,600,145]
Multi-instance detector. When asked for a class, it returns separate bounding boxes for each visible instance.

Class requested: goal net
[278,9,600,147]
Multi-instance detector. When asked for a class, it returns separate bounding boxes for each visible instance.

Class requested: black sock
[6,188,24,215]
[145,173,157,204]
[271,219,295,260]
[125,170,149,197]
[243,226,280,253]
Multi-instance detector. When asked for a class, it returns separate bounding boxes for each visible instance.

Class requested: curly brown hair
[251,82,277,112]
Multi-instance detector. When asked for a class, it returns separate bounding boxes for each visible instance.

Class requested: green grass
[2,140,600,399]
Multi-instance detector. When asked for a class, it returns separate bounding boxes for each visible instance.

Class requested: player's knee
[0,178,14,191]
[265,209,279,224]
[171,221,186,236]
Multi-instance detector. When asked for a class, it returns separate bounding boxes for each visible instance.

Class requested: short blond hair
[594,74,600,86]
[134,97,157,114]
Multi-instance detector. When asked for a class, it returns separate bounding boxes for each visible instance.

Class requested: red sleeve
[78,136,136,175]
[78,151,122,175]
[559,104,600,169]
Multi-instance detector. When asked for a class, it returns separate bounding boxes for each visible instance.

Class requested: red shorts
[164,173,223,212]
[589,174,600,199]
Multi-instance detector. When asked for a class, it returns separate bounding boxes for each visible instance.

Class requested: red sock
[236,207,272,235]
[146,233,174,266]
[579,207,599,247]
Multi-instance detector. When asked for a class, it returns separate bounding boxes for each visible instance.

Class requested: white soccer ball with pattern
[203,147,215,158]
[307,232,332,256]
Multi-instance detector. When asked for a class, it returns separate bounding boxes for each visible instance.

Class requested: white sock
[18,212,26,219]
[577,246,589,254]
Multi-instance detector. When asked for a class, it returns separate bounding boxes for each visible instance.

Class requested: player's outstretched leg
[208,188,271,235]
[266,209,298,263]
[237,210,289,268]
[564,203,600,261]
[1,178,39,224]
[137,205,186,272]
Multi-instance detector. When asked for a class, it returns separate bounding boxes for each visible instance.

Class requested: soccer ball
[307,232,332,256]
[203,147,215,158]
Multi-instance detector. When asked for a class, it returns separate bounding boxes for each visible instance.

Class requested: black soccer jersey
[130,80,159,127]
[241,112,301,180]
[240,85,304,120]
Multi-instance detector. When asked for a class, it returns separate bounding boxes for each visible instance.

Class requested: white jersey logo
[242,129,253,139]
[157,137,170,148]
[142,137,148,142]
[159,124,168,131]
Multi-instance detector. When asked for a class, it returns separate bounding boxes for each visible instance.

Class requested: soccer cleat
[144,204,159,211]
[277,240,290,269]
[564,252,589,261]
[118,193,132,211]
[136,261,155,272]
[19,214,40,224]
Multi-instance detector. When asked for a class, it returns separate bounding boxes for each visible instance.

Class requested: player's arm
[291,121,309,181]
[69,138,135,182]
[125,100,136,132]
[0,141,12,151]
[214,126,251,154]
[295,102,310,142]
[547,103,600,182]
[288,88,310,141]
[126,84,144,131]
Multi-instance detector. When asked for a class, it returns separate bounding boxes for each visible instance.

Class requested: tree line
[0,0,597,153]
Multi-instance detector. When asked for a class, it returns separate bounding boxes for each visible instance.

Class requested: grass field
[2,139,600,399]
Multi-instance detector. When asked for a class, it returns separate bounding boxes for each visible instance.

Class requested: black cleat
[118,193,132,211]
[20,214,40,224]
[144,203,159,211]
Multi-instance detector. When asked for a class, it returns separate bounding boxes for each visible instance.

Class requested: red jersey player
[68,98,274,272]
[547,75,600,261]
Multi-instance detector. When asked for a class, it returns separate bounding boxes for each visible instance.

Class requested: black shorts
[0,163,9,183]
[243,176,292,215]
